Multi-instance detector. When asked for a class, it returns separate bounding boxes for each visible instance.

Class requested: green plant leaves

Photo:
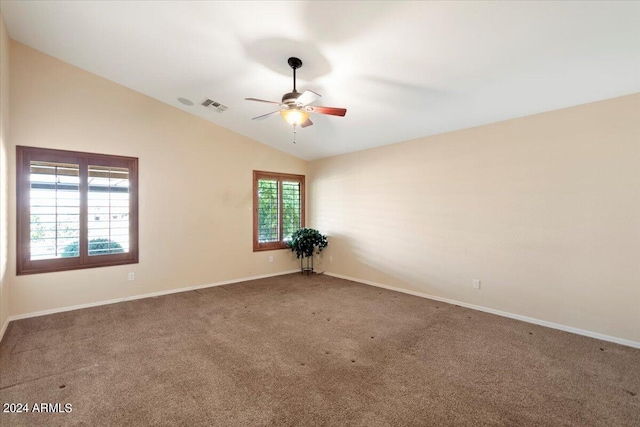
[287,228,328,259]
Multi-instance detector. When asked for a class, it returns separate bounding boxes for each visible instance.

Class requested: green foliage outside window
[257,180,279,242]
[282,181,301,240]
[61,238,124,258]
[257,180,301,242]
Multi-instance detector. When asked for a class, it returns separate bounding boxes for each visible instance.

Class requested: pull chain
[293,124,297,144]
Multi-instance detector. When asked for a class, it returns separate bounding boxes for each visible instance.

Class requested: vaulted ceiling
[1,1,639,160]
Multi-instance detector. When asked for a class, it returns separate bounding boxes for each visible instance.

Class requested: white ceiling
[1,1,639,161]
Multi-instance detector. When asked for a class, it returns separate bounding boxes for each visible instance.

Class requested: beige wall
[309,94,640,343]
[0,14,10,332]
[7,41,307,317]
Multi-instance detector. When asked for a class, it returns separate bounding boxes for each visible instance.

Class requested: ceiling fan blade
[309,106,347,117]
[296,90,321,106]
[301,118,314,128]
[245,97,281,105]
[252,111,280,120]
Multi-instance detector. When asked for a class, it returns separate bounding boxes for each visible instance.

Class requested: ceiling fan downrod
[288,57,302,93]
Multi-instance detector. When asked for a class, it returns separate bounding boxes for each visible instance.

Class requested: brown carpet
[1,273,638,426]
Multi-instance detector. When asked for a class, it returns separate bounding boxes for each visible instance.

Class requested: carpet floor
[1,273,638,426]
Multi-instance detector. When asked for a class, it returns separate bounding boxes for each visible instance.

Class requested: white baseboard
[325,272,640,349]
[4,270,638,349]
[0,318,8,343]
[1,270,299,336]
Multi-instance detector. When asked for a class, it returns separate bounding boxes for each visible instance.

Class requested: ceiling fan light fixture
[280,108,309,126]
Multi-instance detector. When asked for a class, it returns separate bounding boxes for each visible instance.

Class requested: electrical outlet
[472,279,481,289]
[268,256,273,263]
[128,272,135,281]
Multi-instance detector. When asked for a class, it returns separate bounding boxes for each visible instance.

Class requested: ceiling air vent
[201,98,228,113]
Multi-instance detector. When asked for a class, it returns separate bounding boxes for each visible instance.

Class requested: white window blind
[88,165,130,255]
[29,161,80,260]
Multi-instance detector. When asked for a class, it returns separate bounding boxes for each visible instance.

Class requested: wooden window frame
[253,170,305,252]
[16,146,139,275]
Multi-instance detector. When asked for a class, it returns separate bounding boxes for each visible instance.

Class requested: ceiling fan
[245,57,347,136]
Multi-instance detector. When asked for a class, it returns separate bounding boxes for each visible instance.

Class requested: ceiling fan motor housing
[282,91,301,105]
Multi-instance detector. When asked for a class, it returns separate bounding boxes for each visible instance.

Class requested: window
[253,171,304,251]
[16,146,138,275]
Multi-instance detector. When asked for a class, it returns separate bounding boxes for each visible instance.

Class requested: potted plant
[287,227,328,274]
